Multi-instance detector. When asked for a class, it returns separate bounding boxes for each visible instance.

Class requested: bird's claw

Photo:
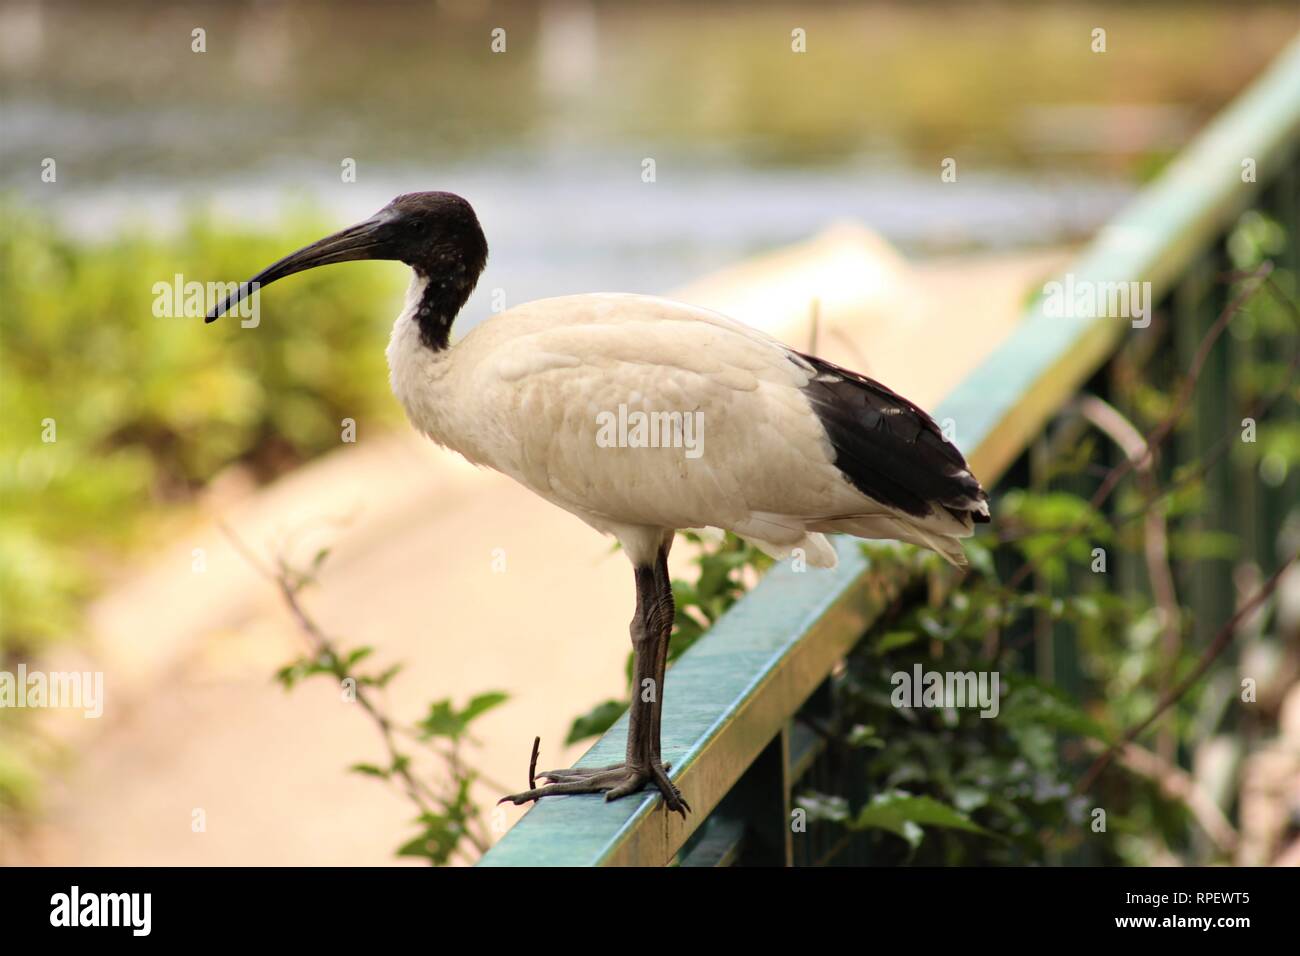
[501,761,689,817]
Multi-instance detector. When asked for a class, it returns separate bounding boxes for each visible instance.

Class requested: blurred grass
[0,198,406,660]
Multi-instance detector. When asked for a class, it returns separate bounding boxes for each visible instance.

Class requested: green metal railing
[479,35,1300,867]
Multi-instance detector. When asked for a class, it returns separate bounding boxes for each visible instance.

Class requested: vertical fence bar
[1175,250,1236,648]
[1267,153,1300,570]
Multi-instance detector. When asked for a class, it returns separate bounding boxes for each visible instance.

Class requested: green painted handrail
[478,35,1300,867]
[951,32,1300,487]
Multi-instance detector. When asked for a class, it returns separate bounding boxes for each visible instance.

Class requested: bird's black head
[371,191,488,278]
[206,191,488,347]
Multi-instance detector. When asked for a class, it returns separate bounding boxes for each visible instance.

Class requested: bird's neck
[408,263,479,351]
[388,279,456,443]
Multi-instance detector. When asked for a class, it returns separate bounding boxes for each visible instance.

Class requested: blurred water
[13,152,1135,325]
[3,0,1295,311]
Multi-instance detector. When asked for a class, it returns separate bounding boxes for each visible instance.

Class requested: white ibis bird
[207,191,989,817]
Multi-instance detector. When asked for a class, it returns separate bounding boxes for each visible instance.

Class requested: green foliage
[0,739,41,814]
[677,232,1294,862]
[999,679,1115,744]
[565,699,627,746]
[669,532,774,653]
[850,792,992,844]
[787,545,1097,864]
[997,489,1113,584]
[1227,209,1287,269]
[398,800,475,865]
[0,200,406,659]
[417,692,509,743]
[269,550,506,866]
[274,645,403,693]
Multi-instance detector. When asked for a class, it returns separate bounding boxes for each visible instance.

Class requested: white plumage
[388,280,985,569]
[209,191,989,817]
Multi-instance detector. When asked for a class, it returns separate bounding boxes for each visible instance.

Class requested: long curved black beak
[206,212,391,322]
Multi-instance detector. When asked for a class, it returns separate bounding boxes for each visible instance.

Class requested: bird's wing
[455,294,985,547]
[796,352,989,523]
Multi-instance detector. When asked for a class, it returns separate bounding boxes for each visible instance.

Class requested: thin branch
[1000,269,1300,543]
[392,724,515,795]
[271,565,443,817]
[1005,263,1276,591]
[1091,740,1238,856]
[1086,262,1274,513]
[220,523,493,858]
[1075,551,1297,794]
[996,265,1298,656]
[1076,395,1182,762]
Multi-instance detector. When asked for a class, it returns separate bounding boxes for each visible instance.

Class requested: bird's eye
[408,218,427,233]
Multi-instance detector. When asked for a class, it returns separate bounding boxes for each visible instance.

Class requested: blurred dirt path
[17,227,1067,865]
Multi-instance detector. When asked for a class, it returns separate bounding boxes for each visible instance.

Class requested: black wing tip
[799,351,993,521]
[943,488,991,526]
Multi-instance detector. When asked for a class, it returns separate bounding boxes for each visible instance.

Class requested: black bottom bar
[0,865,1288,940]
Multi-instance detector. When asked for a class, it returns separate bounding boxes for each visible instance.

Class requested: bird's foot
[500,761,690,818]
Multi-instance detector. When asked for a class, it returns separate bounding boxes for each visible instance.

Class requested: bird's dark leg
[621,562,660,772]
[644,542,688,811]
[501,540,689,817]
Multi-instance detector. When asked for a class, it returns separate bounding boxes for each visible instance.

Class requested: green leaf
[369,663,404,688]
[349,762,388,778]
[1002,680,1115,744]
[397,810,469,866]
[846,724,885,748]
[795,792,851,823]
[847,791,991,845]
[416,700,461,740]
[346,646,374,666]
[875,630,919,654]
[952,785,990,814]
[962,537,997,579]
[416,692,508,740]
[460,691,508,725]
[565,699,626,744]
